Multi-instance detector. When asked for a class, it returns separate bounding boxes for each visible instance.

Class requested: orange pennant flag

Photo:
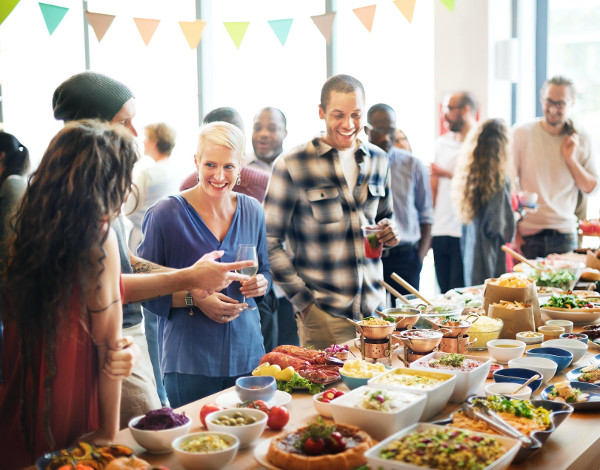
[179,19,206,49]
[85,11,115,42]
[353,5,376,32]
[393,0,416,23]
[133,17,160,46]
[311,12,335,44]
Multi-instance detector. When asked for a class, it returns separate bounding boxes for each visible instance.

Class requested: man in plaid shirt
[264,74,400,349]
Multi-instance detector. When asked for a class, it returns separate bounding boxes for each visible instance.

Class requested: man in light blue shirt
[365,104,434,294]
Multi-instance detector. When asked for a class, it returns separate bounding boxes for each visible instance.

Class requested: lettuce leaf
[277,372,324,395]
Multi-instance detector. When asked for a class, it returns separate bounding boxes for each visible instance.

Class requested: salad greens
[528,268,575,291]
[277,372,324,395]
[543,294,597,309]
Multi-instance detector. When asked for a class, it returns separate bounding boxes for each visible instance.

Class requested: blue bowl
[339,371,370,390]
[526,347,573,373]
[235,375,276,402]
[560,332,588,344]
[493,367,543,394]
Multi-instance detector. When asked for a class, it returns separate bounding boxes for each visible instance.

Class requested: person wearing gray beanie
[52,71,138,136]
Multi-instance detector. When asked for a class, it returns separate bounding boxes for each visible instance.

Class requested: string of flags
[1,0,456,50]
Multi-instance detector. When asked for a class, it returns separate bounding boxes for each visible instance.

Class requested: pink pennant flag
[85,11,115,42]
[393,0,416,23]
[311,12,335,44]
[353,5,377,32]
[179,19,206,49]
[133,17,160,46]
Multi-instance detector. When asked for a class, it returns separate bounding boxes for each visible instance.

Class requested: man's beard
[449,118,463,133]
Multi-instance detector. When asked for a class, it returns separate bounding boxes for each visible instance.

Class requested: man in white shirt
[512,75,598,258]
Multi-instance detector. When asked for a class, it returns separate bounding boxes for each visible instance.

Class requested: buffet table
[113,318,600,470]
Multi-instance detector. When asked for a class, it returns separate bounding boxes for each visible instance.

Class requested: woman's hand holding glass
[197,292,247,323]
[240,273,268,301]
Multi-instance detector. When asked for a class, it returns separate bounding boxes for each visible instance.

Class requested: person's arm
[415,160,434,260]
[375,163,400,247]
[562,134,597,194]
[418,223,432,261]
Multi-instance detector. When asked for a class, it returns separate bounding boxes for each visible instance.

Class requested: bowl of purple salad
[129,407,191,454]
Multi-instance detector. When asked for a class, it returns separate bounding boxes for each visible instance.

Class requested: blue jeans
[164,371,248,408]
[432,236,464,293]
[382,243,422,295]
[521,230,578,259]
[143,309,169,406]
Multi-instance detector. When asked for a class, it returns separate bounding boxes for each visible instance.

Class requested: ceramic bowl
[492,367,543,394]
[526,347,573,372]
[172,432,239,470]
[541,338,588,365]
[128,415,191,454]
[205,408,268,448]
[485,382,532,400]
[487,339,526,364]
[235,375,276,402]
[516,331,544,345]
[312,391,343,418]
[546,319,574,334]
[537,325,565,341]
[560,332,589,344]
[508,356,558,383]
[339,370,371,390]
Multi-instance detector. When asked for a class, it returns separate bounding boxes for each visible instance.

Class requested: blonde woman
[452,118,516,286]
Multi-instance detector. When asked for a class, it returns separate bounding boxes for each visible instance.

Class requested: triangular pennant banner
[268,18,293,46]
[224,21,249,49]
[178,19,206,49]
[133,17,160,46]
[38,2,68,35]
[311,12,335,44]
[393,0,416,23]
[0,0,20,28]
[440,0,455,12]
[353,5,377,32]
[85,11,115,42]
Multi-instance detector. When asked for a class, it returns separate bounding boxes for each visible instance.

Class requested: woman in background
[452,118,516,286]
[0,121,138,468]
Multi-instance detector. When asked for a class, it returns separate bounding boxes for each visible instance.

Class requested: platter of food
[566,363,600,384]
[540,293,600,324]
[36,442,135,470]
[540,381,600,410]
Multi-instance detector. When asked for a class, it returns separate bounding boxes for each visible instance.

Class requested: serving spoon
[511,374,541,395]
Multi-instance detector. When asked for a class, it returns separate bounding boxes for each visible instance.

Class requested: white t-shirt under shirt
[339,147,359,193]
[512,120,599,236]
[431,132,463,238]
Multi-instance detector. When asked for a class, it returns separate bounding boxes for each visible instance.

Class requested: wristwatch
[185,291,194,316]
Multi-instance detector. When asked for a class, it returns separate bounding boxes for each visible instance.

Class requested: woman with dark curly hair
[452,118,516,286]
[0,120,139,468]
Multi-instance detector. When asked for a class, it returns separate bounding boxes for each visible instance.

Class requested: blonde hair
[452,118,513,223]
[145,122,176,156]
[196,121,245,164]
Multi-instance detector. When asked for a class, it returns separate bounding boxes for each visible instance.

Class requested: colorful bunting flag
[178,19,206,49]
[133,17,160,46]
[39,3,67,35]
[439,0,455,12]
[224,21,249,49]
[268,18,293,46]
[393,0,416,24]
[85,11,115,42]
[0,0,20,28]
[353,5,376,32]
[311,12,335,44]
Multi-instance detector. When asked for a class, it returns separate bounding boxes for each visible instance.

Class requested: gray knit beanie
[52,71,134,122]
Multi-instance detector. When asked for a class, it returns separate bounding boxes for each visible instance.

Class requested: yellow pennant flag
[85,11,115,42]
[393,0,416,23]
[133,17,160,46]
[440,0,456,12]
[224,21,250,49]
[179,19,206,49]
[353,5,376,32]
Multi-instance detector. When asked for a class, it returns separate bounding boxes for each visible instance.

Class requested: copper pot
[439,334,474,354]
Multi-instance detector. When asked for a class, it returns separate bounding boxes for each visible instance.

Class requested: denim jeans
[521,230,578,259]
[382,244,422,295]
[432,236,464,293]
[143,308,169,406]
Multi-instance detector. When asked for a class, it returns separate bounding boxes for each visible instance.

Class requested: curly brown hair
[2,120,138,453]
[452,118,512,223]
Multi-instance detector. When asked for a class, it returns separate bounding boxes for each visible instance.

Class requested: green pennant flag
[39,2,69,35]
[439,0,455,12]
[268,18,293,46]
[224,21,249,49]
[0,0,20,27]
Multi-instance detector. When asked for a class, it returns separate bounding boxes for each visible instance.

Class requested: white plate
[254,439,280,470]
[215,389,292,408]
[540,307,600,325]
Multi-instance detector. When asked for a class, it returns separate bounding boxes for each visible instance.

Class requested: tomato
[247,400,271,414]
[304,437,325,455]
[322,390,336,400]
[325,431,346,453]
[200,403,224,427]
[320,397,331,403]
[333,390,345,398]
[267,405,290,430]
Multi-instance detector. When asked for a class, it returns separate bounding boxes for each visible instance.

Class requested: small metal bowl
[380,307,421,329]
[398,329,445,353]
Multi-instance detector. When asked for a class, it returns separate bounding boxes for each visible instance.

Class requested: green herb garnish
[367,233,381,249]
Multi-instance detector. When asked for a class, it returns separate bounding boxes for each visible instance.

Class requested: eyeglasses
[544,98,568,109]
[365,124,396,137]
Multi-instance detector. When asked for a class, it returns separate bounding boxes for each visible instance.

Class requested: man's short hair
[367,103,395,122]
[457,92,478,116]
[203,107,245,132]
[145,123,177,156]
[320,74,365,111]
[541,75,576,101]
[256,107,287,129]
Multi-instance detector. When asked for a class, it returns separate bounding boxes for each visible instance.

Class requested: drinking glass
[236,244,258,311]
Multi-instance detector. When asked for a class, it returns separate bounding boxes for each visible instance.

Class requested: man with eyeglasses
[365,104,433,296]
[512,75,598,258]
[430,91,478,293]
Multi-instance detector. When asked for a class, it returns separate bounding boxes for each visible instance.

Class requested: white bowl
[312,390,345,418]
[508,356,557,383]
[364,422,521,470]
[541,338,588,365]
[172,432,239,470]
[329,385,426,441]
[516,331,544,344]
[546,319,574,334]
[128,415,191,454]
[485,382,532,400]
[487,339,526,364]
[367,367,456,420]
[205,408,267,448]
[409,352,491,403]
